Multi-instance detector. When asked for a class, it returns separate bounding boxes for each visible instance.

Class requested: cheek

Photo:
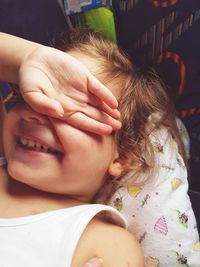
[7,157,64,192]
[52,122,95,155]
[64,139,114,175]
[51,120,116,179]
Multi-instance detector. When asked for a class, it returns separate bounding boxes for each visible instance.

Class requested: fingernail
[116,109,121,118]
[85,257,103,267]
[56,108,64,117]
[113,109,120,119]
[114,120,122,130]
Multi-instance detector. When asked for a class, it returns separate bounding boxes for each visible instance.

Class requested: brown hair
[54,28,186,197]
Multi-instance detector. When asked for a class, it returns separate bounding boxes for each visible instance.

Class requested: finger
[59,97,121,130]
[87,74,118,109]
[67,112,113,135]
[81,257,103,267]
[79,105,122,131]
[98,102,120,120]
[23,92,64,117]
[88,93,120,120]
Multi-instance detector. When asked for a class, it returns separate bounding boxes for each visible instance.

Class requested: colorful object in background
[174,210,189,228]
[175,252,189,267]
[127,185,142,198]
[118,0,138,11]
[59,0,116,42]
[73,7,117,42]
[148,0,178,8]
[193,241,200,252]
[0,82,15,111]
[145,256,160,267]
[117,0,178,11]
[156,52,186,97]
[154,216,168,235]
[113,196,123,211]
[171,177,182,191]
[63,0,112,14]
[85,7,116,42]
[133,9,200,60]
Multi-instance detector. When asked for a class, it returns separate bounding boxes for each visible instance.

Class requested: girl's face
[3,51,124,202]
[3,101,120,202]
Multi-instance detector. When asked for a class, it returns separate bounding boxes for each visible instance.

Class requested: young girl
[0,29,147,267]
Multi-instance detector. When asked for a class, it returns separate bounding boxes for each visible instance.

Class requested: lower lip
[15,143,57,161]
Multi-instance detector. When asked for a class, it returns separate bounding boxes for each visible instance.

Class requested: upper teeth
[19,137,56,153]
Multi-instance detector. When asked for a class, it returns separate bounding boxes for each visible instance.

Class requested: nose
[19,103,49,125]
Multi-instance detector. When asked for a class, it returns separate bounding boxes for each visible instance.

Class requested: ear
[108,151,124,177]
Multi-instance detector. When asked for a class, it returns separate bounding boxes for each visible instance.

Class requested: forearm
[0,32,42,84]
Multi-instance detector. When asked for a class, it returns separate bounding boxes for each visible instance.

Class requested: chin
[7,162,29,184]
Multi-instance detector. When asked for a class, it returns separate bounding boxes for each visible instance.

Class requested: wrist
[0,32,43,84]
[18,42,43,84]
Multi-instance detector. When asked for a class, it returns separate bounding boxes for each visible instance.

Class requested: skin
[0,33,121,266]
[72,218,144,267]
[0,103,144,267]
[0,32,121,135]
[0,52,144,267]
[0,43,102,267]
[3,102,119,202]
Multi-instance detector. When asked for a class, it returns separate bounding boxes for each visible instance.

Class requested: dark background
[0,0,67,44]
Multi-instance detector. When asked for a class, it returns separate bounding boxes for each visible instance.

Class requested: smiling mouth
[17,136,63,157]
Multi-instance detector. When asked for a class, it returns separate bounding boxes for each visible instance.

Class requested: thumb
[82,257,103,267]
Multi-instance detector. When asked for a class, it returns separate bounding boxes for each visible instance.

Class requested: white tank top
[0,204,127,267]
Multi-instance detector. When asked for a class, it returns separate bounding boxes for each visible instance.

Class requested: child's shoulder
[72,217,144,267]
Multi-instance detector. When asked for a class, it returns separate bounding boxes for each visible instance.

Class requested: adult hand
[81,257,102,267]
[19,45,121,135]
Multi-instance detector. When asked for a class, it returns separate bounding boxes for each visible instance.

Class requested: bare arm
[0,32,40,84]
[73,219,144,267]
[0,32,121,134]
